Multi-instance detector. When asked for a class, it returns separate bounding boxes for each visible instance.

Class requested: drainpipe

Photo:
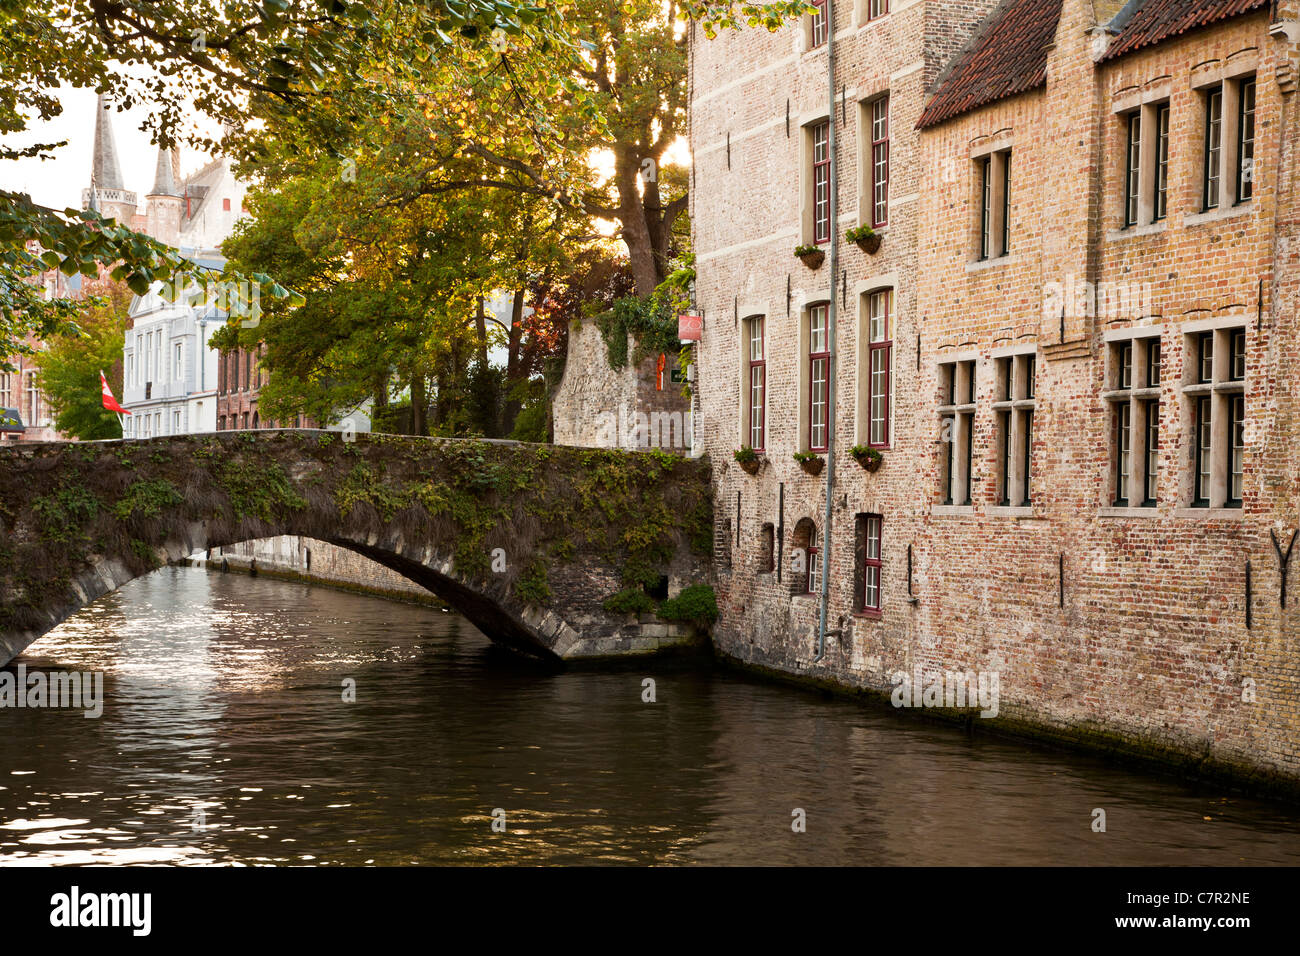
[815,0,839,663]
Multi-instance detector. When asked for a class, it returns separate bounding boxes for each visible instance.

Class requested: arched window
[759,522,775,573]
[252,410,259,429]
[791,518,819,594]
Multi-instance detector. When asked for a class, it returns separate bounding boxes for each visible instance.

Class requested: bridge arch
[0,432,713,665]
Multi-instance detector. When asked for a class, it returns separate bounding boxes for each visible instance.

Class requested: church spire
[90,93,125,191]
[148,145,180,197]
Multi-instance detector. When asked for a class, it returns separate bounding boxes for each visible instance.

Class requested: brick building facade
[690,0,1300,789]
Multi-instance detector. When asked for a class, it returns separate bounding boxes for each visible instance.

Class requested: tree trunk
[411,372,427,436]
[474,296,489,369]
[372,369,388,429]
[501,288,526,436]
[615,147,661,297]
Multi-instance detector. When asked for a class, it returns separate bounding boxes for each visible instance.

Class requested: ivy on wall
[593,258,696,388]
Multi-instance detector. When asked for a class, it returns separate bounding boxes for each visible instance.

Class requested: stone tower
[144,146,183,248]
[80,93,138,226]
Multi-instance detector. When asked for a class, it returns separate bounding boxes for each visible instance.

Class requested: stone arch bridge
[0,432,713,665]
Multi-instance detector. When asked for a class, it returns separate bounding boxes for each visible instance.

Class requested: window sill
[854,609,883,620]
[965,254,1016,274]
[932,504,975,516]
[1097,506,1161,518]
[986,505,1036,518]
[1184,203,1252,229]
[1172,506,1245,519]
[853,12,891,31]
[1105,221,1167,243]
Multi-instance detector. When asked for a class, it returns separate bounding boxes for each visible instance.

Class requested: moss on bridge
[0,432,713,640]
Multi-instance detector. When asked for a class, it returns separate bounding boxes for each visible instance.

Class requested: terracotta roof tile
[1101,0,1271,61]
[917,0,1064,129]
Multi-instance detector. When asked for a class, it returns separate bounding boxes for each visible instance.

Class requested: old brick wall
[692,0,1300,790]
[553,315,693,451]
[690,0,995,680]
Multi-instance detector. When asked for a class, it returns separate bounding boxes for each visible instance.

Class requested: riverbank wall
[199,536,444,606]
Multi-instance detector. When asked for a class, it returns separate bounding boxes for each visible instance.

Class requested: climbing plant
[594,255,696,373]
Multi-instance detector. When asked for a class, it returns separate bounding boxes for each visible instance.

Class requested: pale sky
[5,85,692,228]
[3,86,215,212]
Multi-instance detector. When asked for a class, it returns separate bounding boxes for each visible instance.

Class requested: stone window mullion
[1138,103,1159,223]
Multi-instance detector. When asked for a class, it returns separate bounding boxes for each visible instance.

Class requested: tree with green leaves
[0,0,587,363]
[217,95,586,436]
[34,280,132,440]
[1,0,809,365]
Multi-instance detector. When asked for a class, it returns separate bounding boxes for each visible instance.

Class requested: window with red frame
[870,96,889,228]
[812,121,830,243]
[747,316,766,451]
[867,289,891,447]
[857,513,882,613]
[810,0,828,47]
[806,524,821,595]
[809,304,830,451]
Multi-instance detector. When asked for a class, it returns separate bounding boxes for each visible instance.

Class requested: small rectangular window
[1143,400,1159,506]
[1001,152,1011,254]
[1124,111,1142,227]
[1184,327,1246,509]
[937,358,976,506]
[1237,78,1256,203]
[1204,88,1223,210]
[868,0,889,20]
[747,317,766,451]
[1111,338,1161,508]
[999,409,1013,506]
[1229,394,1245,506]
[1115,401,1131,505]
[1194,395,1212,506]
[867,290,891,447]
[809,305,830,451]
[1154,103,1170,220]
[1198,332,1214,384]
[812,121,831,244]
[978,156,991,259]
[807,525,821,595]
[870,96,890,228]
[861,514,882,613]
[810,0,828,47]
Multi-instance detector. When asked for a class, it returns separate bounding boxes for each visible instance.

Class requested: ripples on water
[2,565,1300,866]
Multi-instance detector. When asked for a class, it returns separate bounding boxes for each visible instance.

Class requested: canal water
[3,565,1300,866]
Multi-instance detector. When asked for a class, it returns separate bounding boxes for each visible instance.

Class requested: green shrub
[657,584,718,630]
[603,588,656,616]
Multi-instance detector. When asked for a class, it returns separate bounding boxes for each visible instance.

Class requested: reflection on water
[2,566,1300,865]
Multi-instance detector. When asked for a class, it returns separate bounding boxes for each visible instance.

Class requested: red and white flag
[100,370,130,415]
